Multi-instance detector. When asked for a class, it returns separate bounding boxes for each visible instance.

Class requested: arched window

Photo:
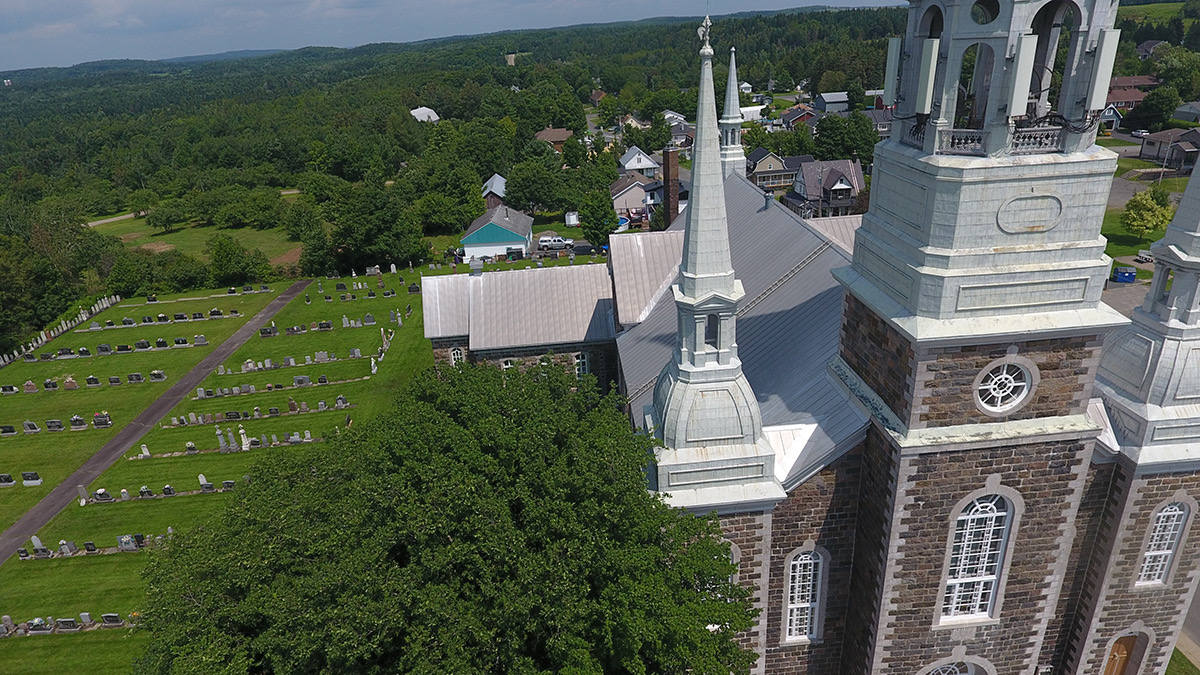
[574,352,589,377]
[942,494,1011,620]
[450,348,464,366]
[1138,502,1189,585]
[784,549,825,641]
[502,359,515,370]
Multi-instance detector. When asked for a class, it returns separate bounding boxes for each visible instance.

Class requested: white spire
[720,47,747,178]
[679,19,735,300]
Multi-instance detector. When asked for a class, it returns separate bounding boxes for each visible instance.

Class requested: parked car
[538,235,575,250]
[1132,129,1150,138]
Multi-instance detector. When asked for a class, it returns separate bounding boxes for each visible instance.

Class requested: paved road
[0,279,311,567]
[86,212,136,228]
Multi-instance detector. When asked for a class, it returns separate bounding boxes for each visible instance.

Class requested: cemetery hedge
[134,363,757,674]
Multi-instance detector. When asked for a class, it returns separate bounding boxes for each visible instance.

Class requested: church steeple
[1098,172,1200,463]
[719,46,746,178]
[649,16,784,513]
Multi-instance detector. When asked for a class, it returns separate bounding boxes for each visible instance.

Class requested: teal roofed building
[461,205,533,260]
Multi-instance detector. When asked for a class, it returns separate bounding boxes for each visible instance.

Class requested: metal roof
[616,174,867,481]
[469,264,615,351]
[609,230,685,327]
[463,205,533,242]
[423,274,473,339]
[804,215,863,255]
[482,173,506,198]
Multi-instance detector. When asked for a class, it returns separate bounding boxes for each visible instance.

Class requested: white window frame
[450,347,464,366]
[574,352,589,378]
[1137,502,1189,586]
[502,359,514,370]
[940,494,1011,623]
[781,545,828,644]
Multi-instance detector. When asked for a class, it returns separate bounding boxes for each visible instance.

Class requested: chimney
[663,147,679,225]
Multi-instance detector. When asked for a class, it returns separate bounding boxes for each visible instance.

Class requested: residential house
[739,80,752,94]
[1107,87,1147,111]
[780,104,816,131]
[1099,103,1124,130]
[739,105,765,122]
[1175,101,1200,123]
[460,205,533,260]
[669,121,696,150]
[781,157,866,218]
[745,147,811,190]
[590,90,607,106]
[424,264,617,388]
[863,88,885,109]
[1137,39,1168,60]
[618,146,660,179]
[409,106,439,123]
[1139,128,1200,169]
[662,109,686,125]
[535,127,574,152]
[610,173,653,218]
[1110,75,1159,90]
[621,113,651,131]
[815,91,849,113]
[481,174,506,210]
[642,178,690,215]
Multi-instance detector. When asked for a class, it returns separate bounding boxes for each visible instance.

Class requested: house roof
[780,108,807,124]
[1146,128,1200,143]
[608,230,685,326]
[817,91,849,103]
[482,173,506,198]
[469,264,615,351]
[462,205,532,243]
[535,127,574,143]
[1138,40,1167,57]
[1107,87,1148,104]
[747,147,774,165]
[610,173,653,200]
[409,106,439,123]
[619,145,658,169]
[796,159,866,200]
[615,174,866,485]
[1110,75,1159,89]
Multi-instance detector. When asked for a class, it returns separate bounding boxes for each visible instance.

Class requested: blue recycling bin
[1110,266,1136,283]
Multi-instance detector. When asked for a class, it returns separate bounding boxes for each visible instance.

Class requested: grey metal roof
[482,173,506,198]
[804,215,863,255]
[464,205,533,240]
[616,174,867,480]
[469,264,615,351]
[609,230,685,327]
[423,274,473,339]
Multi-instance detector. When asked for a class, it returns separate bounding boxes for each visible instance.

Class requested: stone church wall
[722,510,774,675]
[430,338,619,392]
[839,294,915,424]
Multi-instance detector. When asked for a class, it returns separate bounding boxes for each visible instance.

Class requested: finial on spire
[698,15,713,52]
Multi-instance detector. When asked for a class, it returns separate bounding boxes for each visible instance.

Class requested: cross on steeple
[697,15,712,50]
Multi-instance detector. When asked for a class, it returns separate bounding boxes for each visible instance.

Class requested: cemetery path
[0,279,312,566]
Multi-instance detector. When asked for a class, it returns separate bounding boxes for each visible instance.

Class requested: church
[425,2,1200,673]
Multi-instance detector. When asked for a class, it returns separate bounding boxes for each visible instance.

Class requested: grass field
[0,288,279,533]
[91,217,299,264]
[0,276,434,671]
[1118,2,1186,23]
[0,629,150,674]
[1097,138,1138,148]
[1116,157,1160,175]
[1171,649,1200,675]
[1103,206,1168,258]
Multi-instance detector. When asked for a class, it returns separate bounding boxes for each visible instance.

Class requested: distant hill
[160,49,285,64]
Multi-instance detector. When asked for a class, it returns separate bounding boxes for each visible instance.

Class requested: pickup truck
[538,235,574,251]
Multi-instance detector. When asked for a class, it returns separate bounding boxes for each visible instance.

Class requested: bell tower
[832,1,1130,673]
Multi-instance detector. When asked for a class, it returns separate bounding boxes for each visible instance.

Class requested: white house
[738,81,752,94]
[409,106,440,123]
[739,105,764,122]
[619,146,660,179]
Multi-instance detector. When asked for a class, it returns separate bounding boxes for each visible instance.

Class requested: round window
[975,361,1032,414]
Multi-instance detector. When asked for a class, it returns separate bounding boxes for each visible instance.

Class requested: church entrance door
[1103,635,1139,675]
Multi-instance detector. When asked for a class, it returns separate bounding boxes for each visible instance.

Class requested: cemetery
[0,272,431,666]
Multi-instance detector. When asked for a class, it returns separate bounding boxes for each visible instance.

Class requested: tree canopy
[135,364,757,675]
[1122,188,1174,242]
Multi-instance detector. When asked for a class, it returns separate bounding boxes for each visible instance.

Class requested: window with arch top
[1138,502,1189,585]
[783,547,827,642]
[942,494,1011,620]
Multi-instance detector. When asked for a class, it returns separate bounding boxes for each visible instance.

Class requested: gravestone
[150,370,166,382]
[299,401,309,412]
[0,475,13,487]
[283,357,296,367]
[174,337,188,346]
[23,381,36,394]
[305,355,313,365]
[225,411,241,421]
[268,407,280,416]
[157,313,169,323]
[217,428,227,450]
[121,318,134,326]
[97,344,112,355]
[77,347,91,357]
[171,416,179,426]
[325,296,332,302]
[185,441,197,455]
[209,309,223,317]
[364,314,376,326]
[215,412,225,423]
[45,419,64,432]
[409,283,421,294]
[139,486,154,498]
[120,488,130,501]
[117,535,136,552]
[108,376,122,386]
[105,320,115,327]
[90,321,101,330]
[318,321,332,331]
[192,312,205,320]
[271,434,279,445]
[22,472,42,486]
[141,316,152,325]
[222,480,235,491]
[93,412,112,428]
[342,316,350,328]
[367,290,376,299]
[200,482,215,493]
[260,326,277,338]
[58,347,74,358]
[315,351,329,363]
[155,338,168,349]
[194,335,208,346]
[0,426,15,437]
[197,387,207,399]
[23,420,40,434]
[146,294,157,303]
[304,430,312,442]
[85,375,100,387]
[69,416,86,431]
[43,379,58,391]
[336,282,347,292]
[317,375,328,385]
[318,400,327,412]
[100,614,123,628]
[83,542,97,554]
[305,294,310,305]
[63,377,78,390]
[288,398,298,412]
[134,340,150,351]
[336,395,348,409]
[116,344,132,353]
[93,489,114,502]
[293,375,311,387]
[264,358,274,369]
[56,618,80,633]
[23,353,36,362]
[174,313,188,321]
[0,385,15,395]
[128,373,144,384]
[349,348,361,359]
[188,412,198,425]
[162,485,175,496]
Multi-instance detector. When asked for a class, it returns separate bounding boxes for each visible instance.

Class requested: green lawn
[1169,649,1200,675]
[36,491,233,547]
[1118,2,1186,23]
[92,217,299,264]
[1097,138,1137,148]
[1116,157,1159,175]
[0,629,149,675]
[0,287,280,533]
[1103,207,1167,258]
[0,553,147,621]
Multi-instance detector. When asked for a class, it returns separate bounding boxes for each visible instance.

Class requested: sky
[0,0,901,72]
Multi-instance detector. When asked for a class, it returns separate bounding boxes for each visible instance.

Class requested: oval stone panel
[997,194,1063,233]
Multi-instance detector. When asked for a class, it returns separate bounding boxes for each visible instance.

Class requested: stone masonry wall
[431,339,619,392]
[721,511,773,675]
[840,293,916,423]
[1075,469,1200,675]
[1045,460,1119,672]
[869,437,1092,675]
[764,447,863,675]
[911,336,1105,430]
[841,425,900,675]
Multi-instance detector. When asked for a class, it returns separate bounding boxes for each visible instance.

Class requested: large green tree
[1122,188,1174,242]
[580,189,619,248]
[136,364,757,674]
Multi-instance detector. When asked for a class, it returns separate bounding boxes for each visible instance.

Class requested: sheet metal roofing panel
[423,274,473,339]
[469,264,615,351]
[806,215,863,255]
[618,175,867,465]
[609,230,685,327]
